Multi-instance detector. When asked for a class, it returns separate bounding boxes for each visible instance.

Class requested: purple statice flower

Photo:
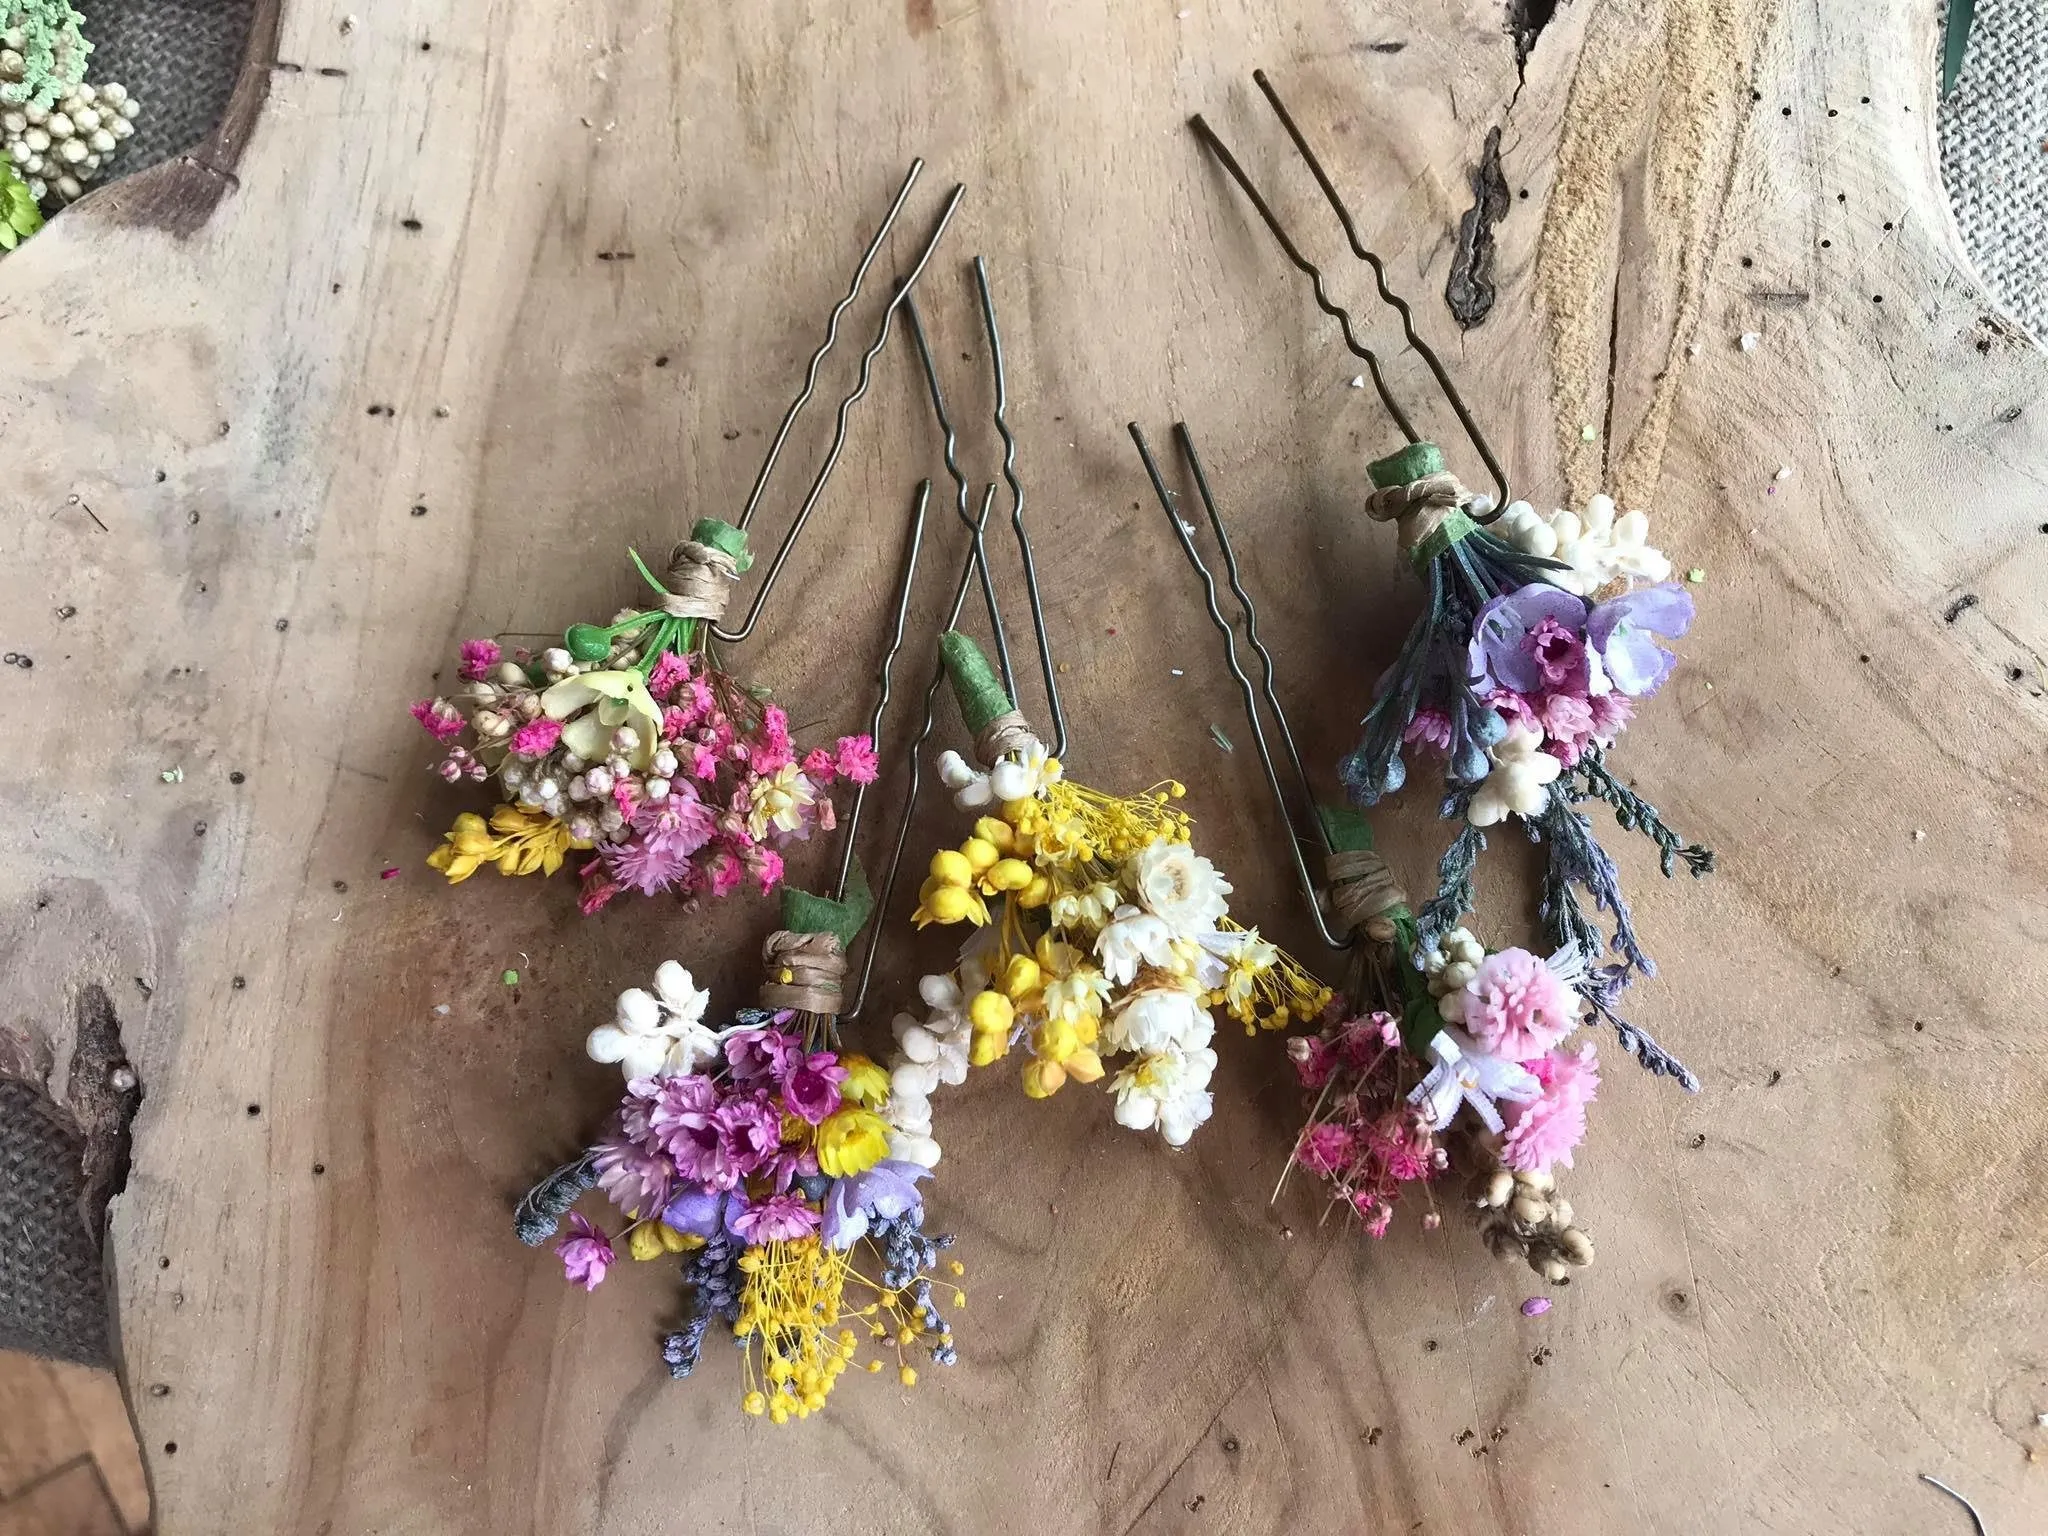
[780,1050,847,1125]
[1470,585,1591,697]
[556,1213,613,1291]
[592,1133,673,1218]
[1586,584,1693,696]
[636,784,716,859]
[820,1160,928,1250]
[717,1092,783,1177]
[660,1183,731,1239]
[724,1026,801,1087]
[727,1191,820,1244]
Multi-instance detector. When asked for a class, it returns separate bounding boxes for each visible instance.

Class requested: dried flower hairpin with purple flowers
[514,486,971,1423]
[1185,72,1714,1093]
[406,163,963,915]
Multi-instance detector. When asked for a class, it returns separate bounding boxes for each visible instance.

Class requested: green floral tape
[690,517,754,573]
[940,631,1015,734]
[781,864,874,949]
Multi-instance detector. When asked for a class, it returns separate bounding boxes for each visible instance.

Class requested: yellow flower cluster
[912,816,1050,926]
[625,1220,702,1262]
[736,1237,964,1424]
[426,804,586,881]
[1208,919,1334,1034]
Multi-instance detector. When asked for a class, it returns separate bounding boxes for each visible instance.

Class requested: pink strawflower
[1485,688,1541,736]
[1524,616,1586,690]
[410,698,465,742]
[647,651,692,701]
[1537,692,1597,764]
[649,1074,740,1190]
[762,1141,819,1194]
[780,1051,846,1125]
[761,705,792,757]
[458,639,502,682]
[556,1214,614,1291]
[593,1135,673,1218]
[510,717,563,759]
[724,1027,801,1086]
[1500,1041,1600,1174]
[727,1191,820,1244]
[718,1093,784,1175]
[1297,1122,1355,1178]
[1403,706,1455,753]
[833,735,879,784]
[634,787,716,858]
[801,747,837,783]
[602,834,694,896]
[1287,1034,1335,1090]
[1464,948,1579,1061]
[1587,691,1634,743]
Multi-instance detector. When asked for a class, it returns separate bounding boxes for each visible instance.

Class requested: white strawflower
[1127,839,1231,937]
[1110,1045,1218,1146]
[1102,987,1211,1055]
[1094,905,1178,986]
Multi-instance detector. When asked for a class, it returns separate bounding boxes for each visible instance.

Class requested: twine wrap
[1365,442,1477,567]
[940,631,1041,768]
[1325,847,1408,943]
[661,539,742,621]
[758,930,847,1016]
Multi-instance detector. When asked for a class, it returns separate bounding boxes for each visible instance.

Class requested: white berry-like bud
[539,646,573,675]
[583,765,614,796]
[23,102,47,125]
[644,777,670,802]
[535,778,559,800]
[567,814,598,843]
[1,111,24,134]
[558,752,584,773]
[611,726,639,753]
[87,128,112,153]
[23,125,46,151]
[110,114,132,138]
[73,106,98,131]
[567,775,590,802]
[651,747,678,778]
[100,82,126,105]
[120,98,139,120]
[491,662,526,687]
[45,112,70,136]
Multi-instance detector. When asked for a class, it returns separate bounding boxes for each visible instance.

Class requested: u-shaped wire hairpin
[710,165,966,646]
[1191,72,1512,515]
[1129,420,1351,952]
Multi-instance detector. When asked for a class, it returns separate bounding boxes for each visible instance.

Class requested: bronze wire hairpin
[706,160,965,649]
[1188,70,1511,515]
[842,258,1068,1021]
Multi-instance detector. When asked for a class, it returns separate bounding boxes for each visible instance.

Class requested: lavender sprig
[1417,811,1484,958]
[513,1151,598,1246]
[1539,794,1654,984]
[1581,966,1700,1091]
[663,1232,743,1379]
[1571,750,1715,879]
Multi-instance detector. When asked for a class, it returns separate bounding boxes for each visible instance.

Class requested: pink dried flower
[593,1135,673,1218]
[780,1051,846,1125]
[727,1191,820,1244]
[602,834,694,896]
[1521,1296,1552,1317]
[1463,948,1579,1061]
[1537,692,1596,764]
[749,846,785,894]
[761,705,792,757]
[577,862,623,915]
[725,1027,801,1086]
[647,651,692,701]
[690,744,720,782]
[1403,706,1455,753]
[717,1093,784,1175]
[1297,1122,1354,1177]
[1500,1041,1600,1174]
[802,747,837,783]
[1587,691,1634,744]
[1485,688,1541,737]
[410,698,465,742]
[1525,616,1586,690]
[458,639,502,682]
[510,717,563,759]
[704,847,744,898]
[1287,1034,1335,1090]
[833,735,879,784]
[634,787,715,859]
[556,1214,613,1291]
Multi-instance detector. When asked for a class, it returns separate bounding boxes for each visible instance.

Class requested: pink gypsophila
[833,735,879,784]
[410,699,466,742]
[727,1191,820,1244]
[510,717,563,759]
[1297,1122,1354,1178]
[647,651,692,702]
[1500,1041,1600,1174]
[458,640,502,682]
[761,705,792,757]
[556,1214,613,1291]
[1463,948,1580,1062]
[749,846,785,894]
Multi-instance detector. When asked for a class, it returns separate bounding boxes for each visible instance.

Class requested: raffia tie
[1364,471,1472,557]
[660,539,741,621]
[758,930,846,1016]
[974,710,1038,770]
[1325,848,1408,944]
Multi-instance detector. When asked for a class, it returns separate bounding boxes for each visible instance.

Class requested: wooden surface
[2,0,2044,1531]
[0,1354,151,1535]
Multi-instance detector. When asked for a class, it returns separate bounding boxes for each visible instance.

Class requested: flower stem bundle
[882,632,1327,1159]
[411,520,875,913]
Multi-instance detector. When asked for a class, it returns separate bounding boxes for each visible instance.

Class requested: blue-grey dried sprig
[663,1233,744,1379]
[513,1151,599,1246]
[1570,749,1716,879]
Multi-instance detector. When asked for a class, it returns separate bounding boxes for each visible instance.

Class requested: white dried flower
[1467,726,1562,827]
[1496,495,1671,597]
[585,961,714,1080]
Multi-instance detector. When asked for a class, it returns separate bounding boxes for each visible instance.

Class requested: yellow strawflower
[814,1106,891,1177]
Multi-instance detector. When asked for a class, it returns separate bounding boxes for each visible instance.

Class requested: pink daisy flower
[1463,948,1580,1062]
[717,1094,784,1176]
[1537,692,1597,764]
[724,1028,801,1086]
[1485,688,1541,737]
[602,835,693,896]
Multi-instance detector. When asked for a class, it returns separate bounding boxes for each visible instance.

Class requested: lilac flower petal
[660,1184,725,1238]
[1601,627,1677,696]
[1587,583,1693,645]
[1521,1296,1552,1317]
[820,1179,869,1250]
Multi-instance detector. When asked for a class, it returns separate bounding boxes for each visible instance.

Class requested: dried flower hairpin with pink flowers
[514,488,973,1424]
[1135,419,1628,1289]
[407,162,963,915]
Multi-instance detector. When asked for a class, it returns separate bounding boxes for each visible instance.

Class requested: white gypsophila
[1127,839,1231,938]
[1110,1044,1218,1146]
[1094,905,1179,986]
[1102,986,1212,1056]
[1466,725,1562,828]
[1496,495,1671,597]
[989,739,1059,803]
[586,961,715,1080]
[1050,881,1122,932]
[937,749,993,810]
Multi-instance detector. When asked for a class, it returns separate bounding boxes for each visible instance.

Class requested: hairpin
[1136,418,1602,1283]
[1188,74,1713,1088]
[408,164,964,916]
[514,486,969,1423]
[871,263,1327,1162]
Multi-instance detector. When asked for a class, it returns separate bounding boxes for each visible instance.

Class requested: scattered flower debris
[160,767,183,783]
[502,969,520,986]
[1209,724,1234,753]
[1686,568,1706,583]
[1521,1296,1552,1317]
[380,866,401,879]
[1739,331,1761,352]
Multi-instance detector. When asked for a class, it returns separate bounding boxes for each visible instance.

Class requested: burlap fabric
[0,1076,110,1364]
[1939,0,2048,341]
[77,0,255,175]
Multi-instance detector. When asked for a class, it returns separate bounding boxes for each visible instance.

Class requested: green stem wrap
[1366,441,1478,569]
[940,631,1016,733]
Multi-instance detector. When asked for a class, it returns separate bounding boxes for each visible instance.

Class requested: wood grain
[1,0,2044,1531]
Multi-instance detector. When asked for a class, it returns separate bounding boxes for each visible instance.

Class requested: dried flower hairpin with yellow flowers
[408,162,963,915]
